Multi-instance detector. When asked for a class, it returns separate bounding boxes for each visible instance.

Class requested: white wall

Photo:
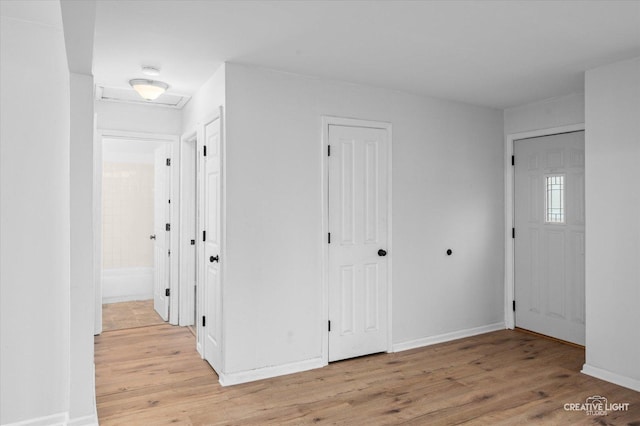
[96,100,182,135]
[69,72,98,424]
[583,57,640,391]
[504,93,584,135]
[222,63,504,376]
[181,64,226,134]
[0,2,71,423]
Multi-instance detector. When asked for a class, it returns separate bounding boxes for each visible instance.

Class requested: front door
[514,131,585,345]
[153,144,170,321]
[328,124,390,362]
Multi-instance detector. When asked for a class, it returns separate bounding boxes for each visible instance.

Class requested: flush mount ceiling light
[129,79,169,101]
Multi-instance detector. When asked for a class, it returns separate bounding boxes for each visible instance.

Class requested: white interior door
[514,131,585,345]
[328,124,389,362]
[153,145,171,321]
[200,116,222,372]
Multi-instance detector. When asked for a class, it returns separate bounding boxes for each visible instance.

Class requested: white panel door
[514,131,585,345]
[328,125,389,362]
[153,145,170,321]
[200,117,222,372]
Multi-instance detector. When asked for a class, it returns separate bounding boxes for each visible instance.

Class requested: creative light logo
[564,395,630,416]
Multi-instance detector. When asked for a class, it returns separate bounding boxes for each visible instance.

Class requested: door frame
[179,130,198,327]
[320,116,393,365]
[94,129,180,331]
[504,123,585,329]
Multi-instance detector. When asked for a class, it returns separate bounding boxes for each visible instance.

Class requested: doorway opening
[179,132,198,337]
[101,138,171,331]
[95,131,180,334]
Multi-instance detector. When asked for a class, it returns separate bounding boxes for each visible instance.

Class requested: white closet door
[328,124,389,362]
[201,116,223,372]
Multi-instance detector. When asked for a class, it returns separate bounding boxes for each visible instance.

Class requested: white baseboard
[1,412,68,426]
[66,414,98,426]
[2,412,99,426]
[581,363,640,392]
[102,294,153,304]
[218,357,325,386]
[392,322,506,352]
[3,364,99,426]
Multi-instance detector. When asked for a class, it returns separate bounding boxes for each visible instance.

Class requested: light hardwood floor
[102,300,165,332]
[95,325,640,425]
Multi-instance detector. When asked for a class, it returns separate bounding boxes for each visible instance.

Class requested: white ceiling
[0,0,62,28]
[93,0,640,109]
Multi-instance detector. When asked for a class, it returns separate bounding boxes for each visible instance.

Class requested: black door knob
[149,235,156,240]
[209,255,219,263]
[378,249,387,257]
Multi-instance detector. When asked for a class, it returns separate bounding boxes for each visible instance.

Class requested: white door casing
[514,131,585,345]
[199,115,223,372]
[328,123,390,362]
[153,145,171,321]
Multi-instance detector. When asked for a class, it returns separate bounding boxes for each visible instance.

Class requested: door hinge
[513,300,516,312]
[511,155,515,166]
[328,320,331,332]
[203,146,207,157]
[202,316,206,327]
[512,228,515,239]
[203,230,206,241]
[328,233,331,244]
[165,288,170,297]
[328,145,331,156]
[166,223,171,231]
[166,158,171,166]
[190,239,195,245]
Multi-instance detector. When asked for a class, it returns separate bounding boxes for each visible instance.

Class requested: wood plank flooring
[102,300,165,332]
[95,325,640,425]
